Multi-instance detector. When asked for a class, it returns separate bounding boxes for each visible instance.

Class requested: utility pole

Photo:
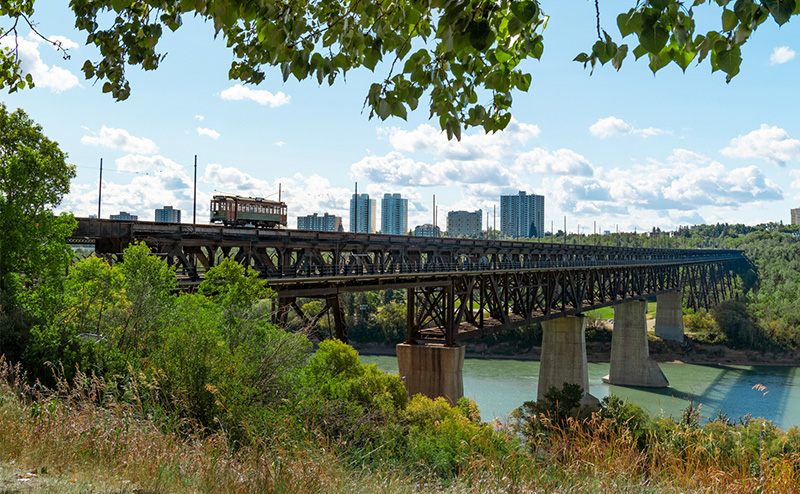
[97,158,103,218]
[193,155,197,225]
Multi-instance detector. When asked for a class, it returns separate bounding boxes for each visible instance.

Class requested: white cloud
[589,116,631,138]
[220,84,290,107]
[196,127,220,140]
[791,170,800,190]
[273,141,285,147]
[606,151,782,211]
[81,126,159,154]
[384,119,541,161]
[350,152,448,186]
[0,35,79,92]
[194,114,205,121]
[770,46,796,65]
[589,116,669,138]
[720,124,800,166]
[115,154,183,174]
[514,148,594,176]
[61,156,195,221]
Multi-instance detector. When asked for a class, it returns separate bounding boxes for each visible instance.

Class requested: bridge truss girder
[405,259,743,344]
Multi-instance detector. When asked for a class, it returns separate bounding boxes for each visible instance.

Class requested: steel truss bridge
[72,218,750,345]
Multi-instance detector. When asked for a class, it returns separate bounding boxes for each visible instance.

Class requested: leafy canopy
[0,102,76,294]
[1,1,798,138]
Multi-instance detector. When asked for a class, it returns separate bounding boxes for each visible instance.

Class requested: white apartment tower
[349,193,376,233]
[500,191,545,238]
[447,210,482,238]
[381,193,408,235]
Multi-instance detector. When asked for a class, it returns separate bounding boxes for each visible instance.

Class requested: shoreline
[353,339,800,367]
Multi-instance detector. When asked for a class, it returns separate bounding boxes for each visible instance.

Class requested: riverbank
[353,336,800,367]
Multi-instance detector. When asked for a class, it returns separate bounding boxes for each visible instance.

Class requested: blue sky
[5,2,800,234]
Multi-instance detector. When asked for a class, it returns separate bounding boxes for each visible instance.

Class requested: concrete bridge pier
[603,300,668,387]
[396,342,465,404]
[538,316,599,407]
[654,290,684,342]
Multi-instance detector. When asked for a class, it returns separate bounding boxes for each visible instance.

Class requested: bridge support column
[396,343,465,404]
[603,300,668,387]
[325,294,347,342]
[538,316,599,407]
[655,291,684,342]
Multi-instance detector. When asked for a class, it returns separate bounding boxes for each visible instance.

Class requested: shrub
[403,395,510,477]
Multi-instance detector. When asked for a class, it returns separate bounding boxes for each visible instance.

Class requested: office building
[500,191,544,238]
[154,205,181,223]
[381,193,408,235]
[110,211,138,221]
[349,193,376,233]
[447,210,482,238]
[297,212,343,232]
[414,224,441,237]
[792,208,800,226]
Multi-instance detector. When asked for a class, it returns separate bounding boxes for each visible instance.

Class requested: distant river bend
[361,356,800,430]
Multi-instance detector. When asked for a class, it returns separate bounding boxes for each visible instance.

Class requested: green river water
[360,356,800,430]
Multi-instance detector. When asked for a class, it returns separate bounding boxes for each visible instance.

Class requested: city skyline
[4,4,800,233]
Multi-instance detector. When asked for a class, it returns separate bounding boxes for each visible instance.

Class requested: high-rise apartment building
[792,208,800,226]
[110,211,138,221]
[381,193,408,235]
[349,193,376,233]
[154,205,181,223]
[414,224,441,237]
[297,212,343,232]
[447,210,482,238]
[500,191,544,238]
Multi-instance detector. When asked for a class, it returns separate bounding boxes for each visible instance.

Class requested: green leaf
[696,34,711,63]
[378,100,391,120]
[639,16,669,53]
[612,44,628,70]
[648,48,671,73]
[592,39,616,64]
[722,9,738,31]
[650,0,670,9]
[517,72,532,91]
[764,0,796,24]
[617,10,642,38]
[507,17,523,36]
[468,20,494,51]
[734,0,755,24]
[510,1,539,23]
[717,48,742,80]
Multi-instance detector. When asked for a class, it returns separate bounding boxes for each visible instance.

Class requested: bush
[511,383,593,442]
[403,395,510,477]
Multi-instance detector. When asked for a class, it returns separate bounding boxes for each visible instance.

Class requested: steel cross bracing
[71,218,749,343]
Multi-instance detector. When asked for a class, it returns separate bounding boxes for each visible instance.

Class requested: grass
[4,356,800,493]
[588,303,658,322]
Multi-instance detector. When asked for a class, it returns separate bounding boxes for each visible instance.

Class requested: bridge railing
[266,253,745,280]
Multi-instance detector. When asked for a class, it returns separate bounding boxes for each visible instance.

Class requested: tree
[0,103,76,361]
[2,1,794,138]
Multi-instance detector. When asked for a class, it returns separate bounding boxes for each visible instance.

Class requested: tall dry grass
[0,357,417,493]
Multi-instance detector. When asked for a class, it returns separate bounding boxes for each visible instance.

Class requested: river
[360,356,800,430]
